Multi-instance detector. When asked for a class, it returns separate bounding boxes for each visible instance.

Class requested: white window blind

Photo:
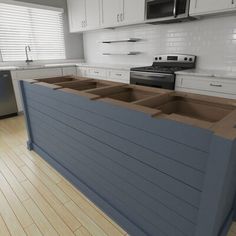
[0,2,66,61]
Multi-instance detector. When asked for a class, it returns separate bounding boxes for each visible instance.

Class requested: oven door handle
[173,0,177,18]
[131,71,173,78]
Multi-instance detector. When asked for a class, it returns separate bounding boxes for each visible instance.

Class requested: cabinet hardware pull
[117,14,119,22]
[116,73,122,76]
[120,13,123,22]
[173,0,177,17]
[210,83,222,87]
[232,0,234,4]
[94,71,99,74]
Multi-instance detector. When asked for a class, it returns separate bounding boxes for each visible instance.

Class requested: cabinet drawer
[178,76,236,95]
[89,68,107,78]
[108,70,130,83]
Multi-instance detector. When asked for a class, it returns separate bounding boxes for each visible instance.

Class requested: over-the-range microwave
[145,0,195,23]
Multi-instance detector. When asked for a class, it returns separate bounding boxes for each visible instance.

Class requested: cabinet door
[175,75,236,99]
[11,71,22,112]
[62,67,77,76]
[232,0,236,8]
[108,69,130,83]
[123,0,145,24]
[67,0,86,32]
[85,0,100,30]
[101,0,123,27]
[77,67,90,77]
[190,0,231,15]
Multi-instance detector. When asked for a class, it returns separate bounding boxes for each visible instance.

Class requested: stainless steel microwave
[145,0,193,23]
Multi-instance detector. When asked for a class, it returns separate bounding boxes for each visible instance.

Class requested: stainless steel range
[130,54,196,90]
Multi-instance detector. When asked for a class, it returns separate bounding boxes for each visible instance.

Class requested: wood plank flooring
[0,115,127,236]
[0,114,235,236]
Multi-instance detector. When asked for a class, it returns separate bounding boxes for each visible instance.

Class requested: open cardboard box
[36,75,86,84]
[30,76,236,131]
[54,79,120,91]
[135,92,236,129]
[86,85,167,103]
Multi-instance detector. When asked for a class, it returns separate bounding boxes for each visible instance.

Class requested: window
[0,1,66,61]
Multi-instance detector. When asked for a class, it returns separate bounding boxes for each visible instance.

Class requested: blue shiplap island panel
[19,78,236,236]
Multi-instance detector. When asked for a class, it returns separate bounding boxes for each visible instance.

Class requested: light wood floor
[0,115,127,236]
[0,115,235,236]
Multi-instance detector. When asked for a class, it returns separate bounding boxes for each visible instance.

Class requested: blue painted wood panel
[26,99,201,207]
[28,107,199,223]
[29,113,197,234]
[20,81,236,236]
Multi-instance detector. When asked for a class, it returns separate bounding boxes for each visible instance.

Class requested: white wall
[83,15,236,71]
[15,0,84,59]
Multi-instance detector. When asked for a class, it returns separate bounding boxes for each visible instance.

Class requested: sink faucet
[25,45,33,64]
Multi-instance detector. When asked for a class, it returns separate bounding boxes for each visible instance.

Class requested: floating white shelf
[103,52,140,55]
[101,38,141,43]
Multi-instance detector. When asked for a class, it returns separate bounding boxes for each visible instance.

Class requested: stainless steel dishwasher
[0,71,18,118]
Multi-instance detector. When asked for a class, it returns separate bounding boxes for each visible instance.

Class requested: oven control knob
[155,57,158,61]
[159,57,162,60]
[189,58,193,62]
[184,57,188,61]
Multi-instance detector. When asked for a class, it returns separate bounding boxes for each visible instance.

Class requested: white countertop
[175,69,236,80]
[0,61,82,71]
[76,63,135,71]
[0,61,135,71]
[0,66,19,71]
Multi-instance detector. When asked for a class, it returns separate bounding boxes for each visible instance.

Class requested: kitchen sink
[135,94,234,123]
[88,86,159,103]
[55,80,113,91]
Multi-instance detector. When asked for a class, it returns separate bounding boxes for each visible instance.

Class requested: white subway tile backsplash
[83,15,236,71]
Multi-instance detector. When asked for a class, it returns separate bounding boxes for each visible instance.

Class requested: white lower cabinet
[77,67,90,77]
[12,67,63,112]
[175,74,236,99]
[190,0,235,16]
[108,69,130,83]
[77,66,130,84]
[89,68,107,79]
[62,66,77,76]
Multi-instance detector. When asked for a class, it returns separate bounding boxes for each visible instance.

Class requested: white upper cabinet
[190,0,235,16]
[67,0,86,32]
[123,0,145,24]
[86,0,100,30]
[233,0,236,8]
[101,0,123,27]
[68,0,100,32]
[101,0,145,27]
[68,0,145,31]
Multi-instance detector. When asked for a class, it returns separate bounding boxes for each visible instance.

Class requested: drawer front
[177,76,236,95]
[89,68,107,79]
[108,70,130,83]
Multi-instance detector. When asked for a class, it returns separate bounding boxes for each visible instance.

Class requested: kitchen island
[20,76,236,236]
